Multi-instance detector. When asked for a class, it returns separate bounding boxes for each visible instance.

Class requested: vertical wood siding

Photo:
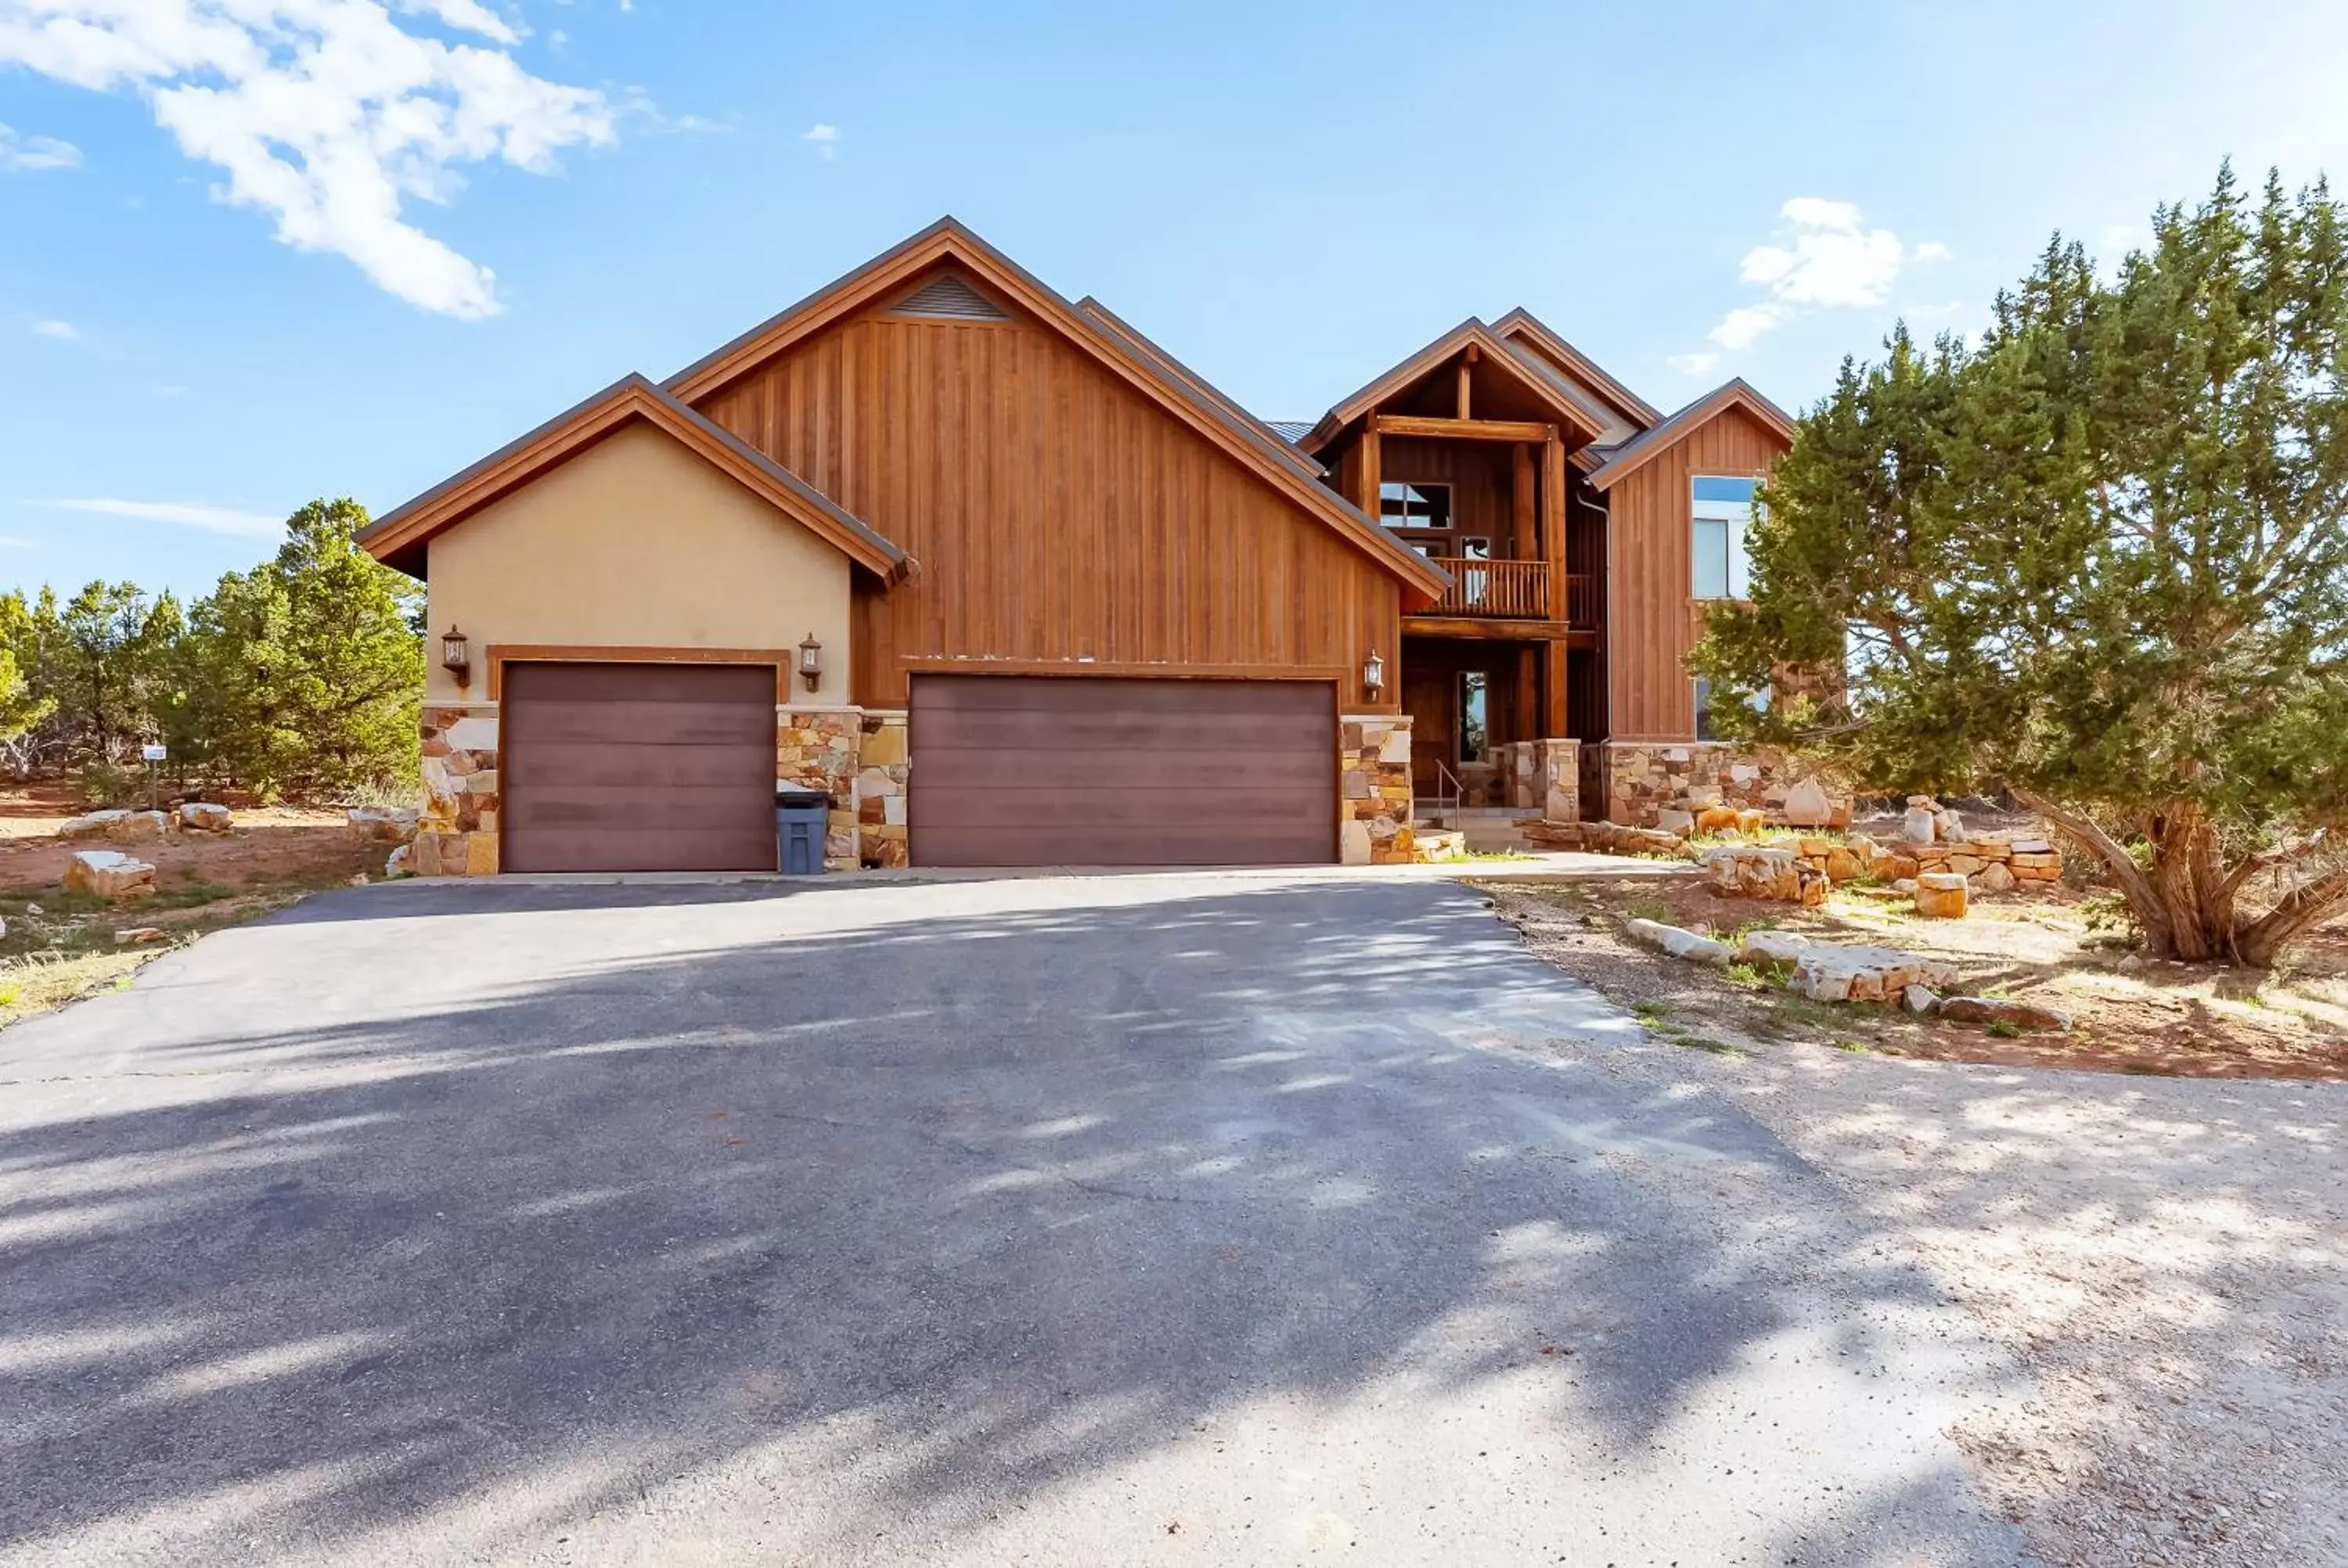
[692,311,1403,710]
[1604,406,1787,740]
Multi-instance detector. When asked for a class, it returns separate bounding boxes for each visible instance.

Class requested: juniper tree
[1694,167,2348,966]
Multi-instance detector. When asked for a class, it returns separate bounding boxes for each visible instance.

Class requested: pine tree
[1694,166,2348,967]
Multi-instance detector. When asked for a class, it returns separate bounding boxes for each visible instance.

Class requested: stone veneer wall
[416,705,502,876]
[1500,739,1580,822]
[774,707,862,872]
[1598,741,1849,829]
[854,710,909,869]
[1341,714,1414,866]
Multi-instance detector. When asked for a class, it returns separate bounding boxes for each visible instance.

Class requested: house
[361,218,1811,876]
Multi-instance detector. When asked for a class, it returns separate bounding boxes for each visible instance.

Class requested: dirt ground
[0,782,387,1025]
[1476,857,2348,1081]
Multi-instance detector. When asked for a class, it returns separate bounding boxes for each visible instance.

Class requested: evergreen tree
[1694,166,2348,967]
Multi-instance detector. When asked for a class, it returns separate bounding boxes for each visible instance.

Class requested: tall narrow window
[1459,671,1489,763]
[1691,475,1757,600]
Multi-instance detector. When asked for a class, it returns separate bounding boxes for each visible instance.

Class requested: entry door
[502,662,778,873]
[909,675,1335,867]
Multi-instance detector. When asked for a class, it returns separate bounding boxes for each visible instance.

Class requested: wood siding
[1604,405,1787,740]
[690,310,1402,710]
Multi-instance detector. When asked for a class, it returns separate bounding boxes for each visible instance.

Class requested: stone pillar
[1531,738,1579,822]
[855,710,909,869]
[777,707,863,871]
[416,705,501,876]
[1341,714,1415,865]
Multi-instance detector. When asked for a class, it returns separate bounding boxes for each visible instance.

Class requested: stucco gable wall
[423,420,852,702]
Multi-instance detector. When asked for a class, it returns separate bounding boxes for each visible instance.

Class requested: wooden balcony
[1414,557,1597,628]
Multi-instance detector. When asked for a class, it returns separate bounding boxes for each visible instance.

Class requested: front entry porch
[1398,635,1594,819]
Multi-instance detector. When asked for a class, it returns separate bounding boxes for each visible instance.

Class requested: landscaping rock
[1702,845,1828,904]
[1901,804,1939,844]
[56,809,128,842]
[1892,877,1919,895]
[1782,775,1835,828]
[1939,995,2073,1033]
[177,801,234,833]
[1792,943,1961,1004]
[348,805,420,844]
[1735,929,1813,966]
[113,926,166,944]
[1914,871,1969,919]
[1935,807,1967,843]
[1625,917,1732,966]
[65,850,156,901]
[115,810,169,842]
[384,843,413,879]
[1655,807,1696,836]
[1904,984,1940,1013]
[1976,862,2018,894]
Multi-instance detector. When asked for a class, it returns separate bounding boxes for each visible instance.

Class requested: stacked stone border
[1597,740,1849,831]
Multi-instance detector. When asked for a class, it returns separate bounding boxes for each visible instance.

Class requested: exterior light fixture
[440,626,470,687]
[798,631,825,693]
[1363,647,1386,701]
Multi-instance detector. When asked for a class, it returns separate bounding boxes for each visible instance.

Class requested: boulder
[1824,847,1864,883]
[178,801,234,833]
[1914,871,1969,919]
[1939,995,2073,1033]
[1736,929,1813,966]
[1792,943,1961,1003]
[1903,984,1940,1014]
[65,850,156,901]
[1782,776,1835,828]
[113,926,167,944]
[347,805,421,844]
[1934,808,1966,843]
[112,810,169,843]
[384,843,414,879]
[56,809,128,842]
[1625,917,1732,966]
[1975,862,2018,894]
[1655,807,1696,836]
[1900,805,1939,845]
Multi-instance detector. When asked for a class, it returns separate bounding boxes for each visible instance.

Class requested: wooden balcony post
[1457,343,1478,420]
[1543,434,1569,736]
[1511,443,1536,561]
[1359,410,1382,522]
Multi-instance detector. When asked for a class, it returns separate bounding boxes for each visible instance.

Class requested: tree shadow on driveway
[0,876,2025,1564]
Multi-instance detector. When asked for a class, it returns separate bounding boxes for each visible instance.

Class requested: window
[1691,475,1758,600]
[1459,671,1489,763]
[1379,481,1452,532]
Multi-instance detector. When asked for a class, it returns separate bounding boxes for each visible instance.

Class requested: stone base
[1500,739,1579,821]
[1341,714,1414,865]
[1598,741,1849,831]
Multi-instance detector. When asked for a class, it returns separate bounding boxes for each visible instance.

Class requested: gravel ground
[1502,899,2348,1567]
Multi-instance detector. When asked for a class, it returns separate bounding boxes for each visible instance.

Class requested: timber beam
[1370,414,1558,444]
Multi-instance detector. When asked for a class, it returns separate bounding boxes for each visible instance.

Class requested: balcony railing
[1417,557,1598,626]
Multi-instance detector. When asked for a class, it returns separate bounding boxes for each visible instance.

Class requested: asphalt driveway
[0,870,2031,1566]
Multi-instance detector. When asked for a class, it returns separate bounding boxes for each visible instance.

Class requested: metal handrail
[1421,757,1462,829]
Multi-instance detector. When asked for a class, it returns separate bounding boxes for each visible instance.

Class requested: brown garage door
[502,662,777,873]
[909,675,1335,868]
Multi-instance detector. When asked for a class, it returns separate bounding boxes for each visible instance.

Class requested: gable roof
[664,218,1448,602]
[1072,295,1328,480]
[1295,318,1611,456]
[359,373,911,581]
[1584,379,1798,492]
[1486,308,1663,430]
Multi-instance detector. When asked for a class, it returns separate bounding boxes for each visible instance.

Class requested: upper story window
[1379,481,1452,532]
[1691,475,1758,600]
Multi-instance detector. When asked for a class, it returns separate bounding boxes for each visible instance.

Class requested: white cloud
[1684,197,1948,362]
[0,2,625,318]
[1666,351,1720,377]
[29,318,77,339]
[802,122,839,160]
[0,121,81,171]
[0,535,35,549]
[34,498,284,538]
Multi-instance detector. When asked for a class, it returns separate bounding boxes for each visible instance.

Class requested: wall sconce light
[440,625,470,687]
[798,631,825,694]
[1363,647,1386,701]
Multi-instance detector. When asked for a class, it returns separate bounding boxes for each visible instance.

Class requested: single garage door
[909,674,1336,868]
[502,662,778,873]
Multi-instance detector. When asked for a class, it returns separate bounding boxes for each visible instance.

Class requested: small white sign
[141,744,167,762]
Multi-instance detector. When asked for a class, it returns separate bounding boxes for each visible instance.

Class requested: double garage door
[499,664,1337,872]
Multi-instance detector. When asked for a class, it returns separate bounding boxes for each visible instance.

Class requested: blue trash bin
[776,788,831,875]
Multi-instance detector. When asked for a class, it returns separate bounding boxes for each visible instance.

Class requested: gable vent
[888,274,1010,321]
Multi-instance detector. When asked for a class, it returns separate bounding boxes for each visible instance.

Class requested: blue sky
[2,0,2343,602]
